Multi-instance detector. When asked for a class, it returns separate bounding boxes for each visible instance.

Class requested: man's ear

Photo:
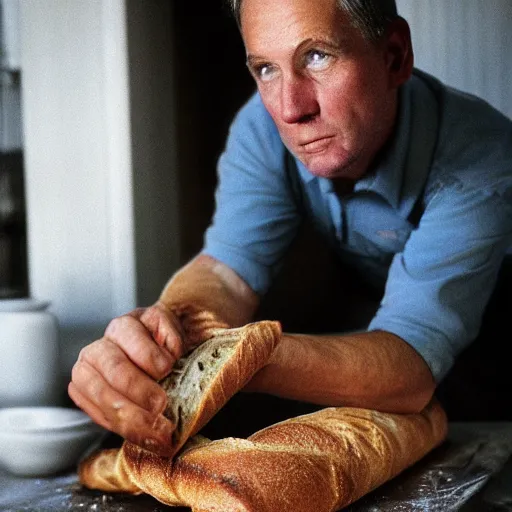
[384,17,414,88]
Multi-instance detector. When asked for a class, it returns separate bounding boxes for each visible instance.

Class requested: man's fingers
[104,315,176,380]
[68,381,112,431]
[69,304,187,455]
[70,358,175,450]
[75,339,168,416]
[138,304,185,361]
[68,381,175,456]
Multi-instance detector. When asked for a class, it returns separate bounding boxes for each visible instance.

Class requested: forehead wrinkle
[242,0,356,61]
[245,15,306,61]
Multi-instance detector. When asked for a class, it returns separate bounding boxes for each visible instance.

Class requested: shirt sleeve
[369,177,512,382]
[202,94,301,295]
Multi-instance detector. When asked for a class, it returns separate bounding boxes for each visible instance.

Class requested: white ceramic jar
[0,299,61,407]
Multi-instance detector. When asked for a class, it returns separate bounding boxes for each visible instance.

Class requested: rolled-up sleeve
[202,95,301,295]
[369,177,512,382]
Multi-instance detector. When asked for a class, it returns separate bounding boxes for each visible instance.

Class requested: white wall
[20,0,179,379]
[397,0,512,119]
[20,0,136,373]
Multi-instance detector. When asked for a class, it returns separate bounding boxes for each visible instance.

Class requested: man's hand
[68,302,184,456]
[68,254,259,454]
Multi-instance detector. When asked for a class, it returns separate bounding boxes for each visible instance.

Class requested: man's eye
[305,50,331,70]
[256,64,276,82]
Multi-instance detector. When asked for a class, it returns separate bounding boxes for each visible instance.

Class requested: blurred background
[0,0,511,407]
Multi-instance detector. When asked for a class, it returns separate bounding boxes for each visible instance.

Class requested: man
[69,0,512,455]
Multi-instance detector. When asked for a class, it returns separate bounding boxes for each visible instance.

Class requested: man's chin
[299,156,360,180]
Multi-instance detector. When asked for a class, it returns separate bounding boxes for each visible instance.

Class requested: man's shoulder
[413,70,512,195]
[413,68,512,137]
[413,69,510,124]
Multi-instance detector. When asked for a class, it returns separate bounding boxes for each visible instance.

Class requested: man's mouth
[300,136,334,154]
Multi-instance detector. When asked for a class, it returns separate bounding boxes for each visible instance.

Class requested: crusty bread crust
[77,447,140,494]
[159,316,282,457]
[80,400,446,511]
[113,400,447,511]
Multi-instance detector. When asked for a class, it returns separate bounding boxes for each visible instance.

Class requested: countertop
[1,423,512,512]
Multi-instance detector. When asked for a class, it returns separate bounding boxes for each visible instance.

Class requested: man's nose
[279,74,319,124]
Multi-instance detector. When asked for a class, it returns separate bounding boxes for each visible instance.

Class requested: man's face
[241,0,402,180]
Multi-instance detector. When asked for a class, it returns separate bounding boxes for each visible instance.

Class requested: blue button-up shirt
[203,69,512,382]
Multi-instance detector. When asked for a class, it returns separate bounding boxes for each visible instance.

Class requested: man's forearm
[245,330,436,414]
[158,254,260,330]
[157,255,434,413]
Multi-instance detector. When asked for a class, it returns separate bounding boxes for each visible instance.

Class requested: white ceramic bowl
[0,407,106,476]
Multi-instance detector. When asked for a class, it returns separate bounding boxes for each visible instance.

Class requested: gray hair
[226,0,399,42]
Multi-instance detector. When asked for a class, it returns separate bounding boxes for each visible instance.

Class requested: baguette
[78,447,141,495]
[80,400,447,511]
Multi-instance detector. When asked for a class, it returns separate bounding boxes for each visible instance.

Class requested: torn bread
[159,319,282,457]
